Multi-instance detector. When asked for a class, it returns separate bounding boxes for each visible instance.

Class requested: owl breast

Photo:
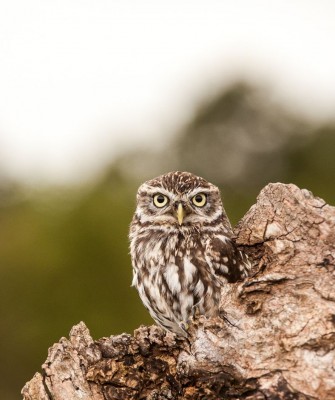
[131,229,222,336]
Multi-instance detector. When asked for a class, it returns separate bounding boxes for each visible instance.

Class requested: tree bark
[22,183,335,400]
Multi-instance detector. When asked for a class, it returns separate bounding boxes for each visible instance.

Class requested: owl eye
[153,193,169,208]
[192,193,207,207]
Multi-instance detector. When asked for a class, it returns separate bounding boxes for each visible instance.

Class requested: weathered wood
[22,183,335,399]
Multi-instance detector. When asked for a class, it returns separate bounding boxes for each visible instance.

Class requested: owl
[129,171,250,336]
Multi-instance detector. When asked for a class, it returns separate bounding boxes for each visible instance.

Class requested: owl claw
[192,305,201,318]
[179,321,189,333]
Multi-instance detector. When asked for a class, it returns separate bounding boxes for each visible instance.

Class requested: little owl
[129,171,250,336]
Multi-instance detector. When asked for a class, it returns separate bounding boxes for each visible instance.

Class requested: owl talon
[192,305,201,318]
[179,321,189,333]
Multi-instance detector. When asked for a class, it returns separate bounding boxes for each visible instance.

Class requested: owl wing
[206,236,251,283]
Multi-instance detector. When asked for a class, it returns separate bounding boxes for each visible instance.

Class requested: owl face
[135,171,224,228]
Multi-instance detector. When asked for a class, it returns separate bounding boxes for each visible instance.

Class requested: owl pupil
[157,195,165,203]
[195,195,202,202]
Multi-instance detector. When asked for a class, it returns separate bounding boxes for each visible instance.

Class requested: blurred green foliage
[1,82,335,399]
[0,177,151,399]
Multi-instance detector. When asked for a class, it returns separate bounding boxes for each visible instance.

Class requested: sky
[1,0,335,184]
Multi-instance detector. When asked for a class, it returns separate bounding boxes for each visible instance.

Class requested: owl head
[134,171,231,231]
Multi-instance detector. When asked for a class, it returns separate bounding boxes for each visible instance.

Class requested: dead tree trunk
[22,183,335,400]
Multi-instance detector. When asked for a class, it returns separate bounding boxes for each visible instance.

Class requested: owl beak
[176,203,185,225]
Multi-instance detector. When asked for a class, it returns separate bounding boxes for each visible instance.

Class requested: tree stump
[22,183,335,400]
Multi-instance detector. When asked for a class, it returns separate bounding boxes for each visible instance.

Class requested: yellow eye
[153,193,169,208]
[192,193,207,207]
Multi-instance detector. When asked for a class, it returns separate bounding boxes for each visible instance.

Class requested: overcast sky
[1,0,335,184]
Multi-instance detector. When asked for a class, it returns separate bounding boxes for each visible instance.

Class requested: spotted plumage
[129,171,250,336]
